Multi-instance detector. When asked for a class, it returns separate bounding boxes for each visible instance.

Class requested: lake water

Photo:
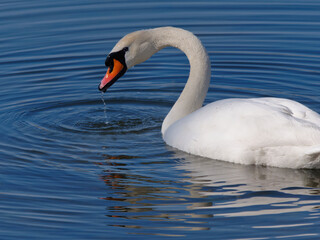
[1,0,320,239]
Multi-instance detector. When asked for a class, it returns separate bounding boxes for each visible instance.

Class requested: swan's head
[99,29,158,92]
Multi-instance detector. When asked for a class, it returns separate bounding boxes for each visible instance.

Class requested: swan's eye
[105,55,112,67]
[109,59,114,73]
[105,55,115,73]
[123,47,129,52]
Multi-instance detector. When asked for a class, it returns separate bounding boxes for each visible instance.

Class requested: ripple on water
[0,95,166,157]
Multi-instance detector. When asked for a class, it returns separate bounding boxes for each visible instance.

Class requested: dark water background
[1,0,320,239]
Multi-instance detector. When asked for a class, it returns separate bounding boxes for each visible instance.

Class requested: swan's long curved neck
[150,27,211,134]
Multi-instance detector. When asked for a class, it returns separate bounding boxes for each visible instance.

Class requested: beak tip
[98,85,107,93]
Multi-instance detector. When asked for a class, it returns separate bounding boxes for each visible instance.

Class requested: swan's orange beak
[99,58,126,92]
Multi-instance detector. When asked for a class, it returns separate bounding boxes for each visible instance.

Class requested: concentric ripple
[1,96,165,147]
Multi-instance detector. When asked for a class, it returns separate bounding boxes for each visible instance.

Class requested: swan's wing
[166,98,320,147]
[251,97,320,126]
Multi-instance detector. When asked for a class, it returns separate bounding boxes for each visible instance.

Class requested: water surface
[1,0,320,239]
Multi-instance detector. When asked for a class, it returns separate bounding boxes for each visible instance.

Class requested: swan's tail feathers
[306,146,320,156]
[305,146,320,169]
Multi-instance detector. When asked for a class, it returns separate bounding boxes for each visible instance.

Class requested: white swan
[99,27,320,169]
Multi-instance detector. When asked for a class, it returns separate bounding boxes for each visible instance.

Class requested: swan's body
[99,27,320,169]
[165,97,320,168]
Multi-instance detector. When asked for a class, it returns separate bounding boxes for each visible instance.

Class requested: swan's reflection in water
[99,151,320,237]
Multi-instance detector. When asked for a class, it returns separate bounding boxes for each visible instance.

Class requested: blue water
[1,0,320,239]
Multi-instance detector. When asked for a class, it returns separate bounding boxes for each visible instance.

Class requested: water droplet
[101,92,108,124]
